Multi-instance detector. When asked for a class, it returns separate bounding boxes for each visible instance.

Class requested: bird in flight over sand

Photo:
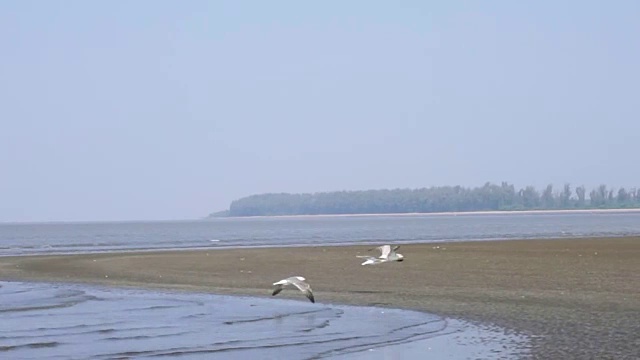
[357,245,404,265]
[272,276,315,303]
[356,255,387,266]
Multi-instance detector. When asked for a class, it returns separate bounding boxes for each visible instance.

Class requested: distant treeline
[211,182,640,217]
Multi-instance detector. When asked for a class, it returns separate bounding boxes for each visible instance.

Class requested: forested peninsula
[209,182,640,217]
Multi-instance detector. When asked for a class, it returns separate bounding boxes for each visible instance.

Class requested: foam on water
[0,281,529,359]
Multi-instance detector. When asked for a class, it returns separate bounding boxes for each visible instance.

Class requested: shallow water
[0,282,528,359]
[1,211,640,256]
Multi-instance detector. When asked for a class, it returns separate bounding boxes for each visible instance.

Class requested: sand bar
[1,236,639,359]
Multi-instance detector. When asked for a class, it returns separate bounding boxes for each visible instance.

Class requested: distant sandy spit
[1,236,639,359]
[213,207,640,220]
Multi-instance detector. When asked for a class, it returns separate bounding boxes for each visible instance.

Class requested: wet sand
[1,237,639,359]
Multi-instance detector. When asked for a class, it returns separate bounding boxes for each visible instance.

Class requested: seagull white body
[357,245,404,265]
[272,276,315,303]
[356,255,387,266]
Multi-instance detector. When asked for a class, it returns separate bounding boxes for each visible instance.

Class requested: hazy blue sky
[1,1,639,222]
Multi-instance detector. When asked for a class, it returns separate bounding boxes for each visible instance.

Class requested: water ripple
[0,282,529,359]
[0,341,60,352]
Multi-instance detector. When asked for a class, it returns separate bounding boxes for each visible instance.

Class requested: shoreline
[1,236,639,359]
[3,207,639,225]
[212,207,640,220]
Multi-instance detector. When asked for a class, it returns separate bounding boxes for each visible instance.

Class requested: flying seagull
[356,255,387,266]
[372,245,404,261]
[272,276,315,303]
[357,245,404,265]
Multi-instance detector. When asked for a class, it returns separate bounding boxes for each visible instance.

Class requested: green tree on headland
[210,182,640,217]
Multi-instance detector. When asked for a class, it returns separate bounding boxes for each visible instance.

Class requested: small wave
[103,335,370,358]
[389,318,446,334]
[179,312,208,320]
[0,293,97,313]
[223,308,330,325]
[312,329,458,359]
[301,319,331,332]
[0,341,60,351]
[96,324,176,333]
[121,305,180,312]
[103,331,191,341]
[0,300,86,313]
[0,324,121,339]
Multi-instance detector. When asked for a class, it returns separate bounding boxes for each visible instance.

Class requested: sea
[2,210,640,359]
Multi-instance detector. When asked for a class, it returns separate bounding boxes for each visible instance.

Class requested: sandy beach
[1,236,639,359]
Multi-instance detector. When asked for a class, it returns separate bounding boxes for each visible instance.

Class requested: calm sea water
[1,211,640,256]
[2,211,637,359]
[0,282,529,359]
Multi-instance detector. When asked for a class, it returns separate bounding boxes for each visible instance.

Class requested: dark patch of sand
[1,237,639,359]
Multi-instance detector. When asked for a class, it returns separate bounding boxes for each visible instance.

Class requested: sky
[1,1,639,222]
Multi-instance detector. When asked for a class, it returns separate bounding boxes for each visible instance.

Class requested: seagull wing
[389,245,401,257]
[378,245,392,259]
[272,284,284,296]
[368,245,389,257]
[357,255,386,265]
[290,278,315,303]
